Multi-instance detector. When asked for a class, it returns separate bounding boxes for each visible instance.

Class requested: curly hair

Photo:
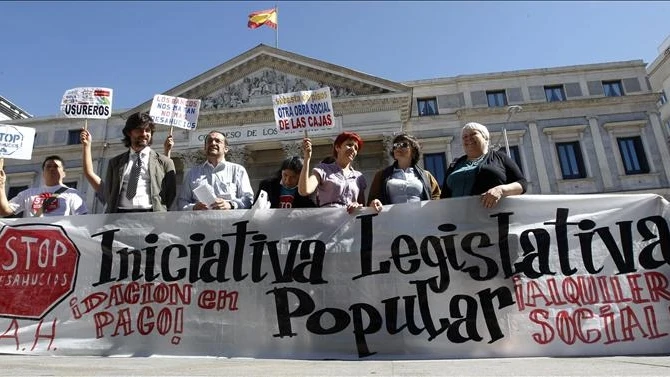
[122,112,155,148]
[389,133,422,166]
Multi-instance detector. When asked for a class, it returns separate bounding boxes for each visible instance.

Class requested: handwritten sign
[272,87,334,135]
[149,94,201,130]
[0,124,36,160]
[60,87,113,119]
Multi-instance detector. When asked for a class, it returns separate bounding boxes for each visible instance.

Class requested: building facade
[648,34,670,147]
[2,44,669,214]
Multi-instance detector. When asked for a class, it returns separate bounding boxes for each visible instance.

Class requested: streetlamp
[503,105,523,157]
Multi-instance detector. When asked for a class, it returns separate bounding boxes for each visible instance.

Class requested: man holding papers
[0,156,87,217]
[178,130,253,211]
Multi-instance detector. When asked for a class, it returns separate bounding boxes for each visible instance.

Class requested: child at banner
[298,132,367,214]
[440,122,526,208]
[255,156,316,209]
[80,127,175,204]
[368,133,441,212]
[0,155,87,217]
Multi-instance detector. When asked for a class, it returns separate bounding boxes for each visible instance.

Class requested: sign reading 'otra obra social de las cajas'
[272,87,335,136]
[60,87,113,119]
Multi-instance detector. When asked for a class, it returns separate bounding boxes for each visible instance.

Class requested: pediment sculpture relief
[201,69,356,110]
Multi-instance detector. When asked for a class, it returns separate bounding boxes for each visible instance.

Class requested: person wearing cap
[440,122,526,208]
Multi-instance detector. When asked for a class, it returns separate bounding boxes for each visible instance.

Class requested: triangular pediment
[124,44,412,122]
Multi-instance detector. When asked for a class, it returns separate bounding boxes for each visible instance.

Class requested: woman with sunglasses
[368,133,441,212]
[440,122,526,208]
[299,131,367,214]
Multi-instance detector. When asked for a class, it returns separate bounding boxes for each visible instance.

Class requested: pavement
[1,355,670,376]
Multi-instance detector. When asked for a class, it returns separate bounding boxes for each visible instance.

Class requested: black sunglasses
[392,142,410,150]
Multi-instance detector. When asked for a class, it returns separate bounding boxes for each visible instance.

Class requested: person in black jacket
[255,156,316,209]
[441,122,527,208]
[368,133,441,212]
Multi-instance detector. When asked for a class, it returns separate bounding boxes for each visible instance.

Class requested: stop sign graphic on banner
[0,224,80,320]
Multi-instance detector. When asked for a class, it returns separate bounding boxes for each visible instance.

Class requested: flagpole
[275,3,279,49]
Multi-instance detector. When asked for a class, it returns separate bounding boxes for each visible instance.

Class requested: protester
[178,130,254,210]
[0,155,87,217]
[102,112,177,213]
[368,133,440,212]
[440,122,526,208]
[298,131,367,213]
[255,156,316,209]
[80,128,174,202]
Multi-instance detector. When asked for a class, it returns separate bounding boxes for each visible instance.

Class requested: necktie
[125,152,141,200]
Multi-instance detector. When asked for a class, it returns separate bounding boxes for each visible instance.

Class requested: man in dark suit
[103,112,176,213]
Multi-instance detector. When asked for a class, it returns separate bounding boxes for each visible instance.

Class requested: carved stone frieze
[201,68,357,110]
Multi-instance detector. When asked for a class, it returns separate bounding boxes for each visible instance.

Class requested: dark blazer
[440,149,527,198]
[255,177,316,209]
[104,149,176,213]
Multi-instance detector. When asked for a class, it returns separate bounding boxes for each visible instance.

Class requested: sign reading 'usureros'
[0,224,80,320]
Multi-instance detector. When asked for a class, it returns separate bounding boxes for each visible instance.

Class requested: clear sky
[2,1,669,117]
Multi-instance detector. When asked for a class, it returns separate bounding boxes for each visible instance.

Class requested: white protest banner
[60,87,113,119]
[0,124,36,160]
[0,194,669,359]
[149,94,201,130]
[272,87,334,135]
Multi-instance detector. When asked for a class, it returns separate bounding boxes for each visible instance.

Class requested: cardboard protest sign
[60,87,113,119]
[272,87,334,135]
[149,94,201,130]
[0,124,36,160]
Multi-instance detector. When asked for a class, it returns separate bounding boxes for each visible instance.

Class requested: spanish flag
[248,8,278,30]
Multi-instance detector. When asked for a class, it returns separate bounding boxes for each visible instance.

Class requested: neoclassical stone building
[2,44,669,214]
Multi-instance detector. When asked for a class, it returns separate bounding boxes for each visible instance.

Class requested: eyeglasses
[392,142,410,150]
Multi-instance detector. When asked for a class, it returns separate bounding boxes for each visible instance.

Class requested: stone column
[587,116,613,190]
[528,121,551,193]
[381,133,395,165]
[281,141,303,159]
[175,150,205,170]
[648,111,670,182]
[226,145,250,165]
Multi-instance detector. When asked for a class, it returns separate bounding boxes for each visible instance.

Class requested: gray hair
[462,122,490,143]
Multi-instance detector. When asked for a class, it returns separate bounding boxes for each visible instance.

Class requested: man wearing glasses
[0,155,88,217]
[178,130,254,211]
